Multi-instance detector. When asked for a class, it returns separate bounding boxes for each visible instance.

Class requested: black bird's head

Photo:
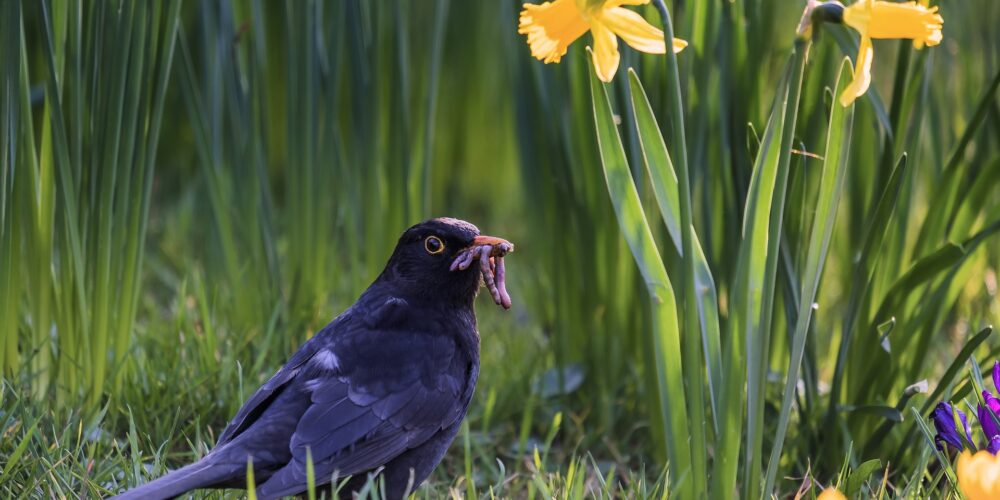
[376,218,514,309]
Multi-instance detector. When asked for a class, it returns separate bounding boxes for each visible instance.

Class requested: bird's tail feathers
[109,456,244,500]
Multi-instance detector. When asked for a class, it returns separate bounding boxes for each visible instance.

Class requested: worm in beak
[450,235,514,309]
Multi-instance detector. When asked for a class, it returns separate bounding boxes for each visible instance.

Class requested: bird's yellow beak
[470,235,514,256]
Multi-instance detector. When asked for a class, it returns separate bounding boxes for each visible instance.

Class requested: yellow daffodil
[518,0,687,82]
[957,450,1000,500]
[838,0,943,106]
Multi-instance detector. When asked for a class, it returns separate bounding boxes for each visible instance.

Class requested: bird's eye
[424,236,445,255]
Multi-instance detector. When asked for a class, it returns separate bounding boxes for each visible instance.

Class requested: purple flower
[990,436,1000,455]
[933,362,1000,454]
[934,402,972,451]
[977,362,1000,454]
[978,393,1000,446]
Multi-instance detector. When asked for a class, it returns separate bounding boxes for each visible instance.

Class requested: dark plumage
[112,218,513,499]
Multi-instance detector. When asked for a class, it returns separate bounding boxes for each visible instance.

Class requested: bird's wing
[215,315,347,446]
[256,324,471,496]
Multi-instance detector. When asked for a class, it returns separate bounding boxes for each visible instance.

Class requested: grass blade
[2,421,36,476]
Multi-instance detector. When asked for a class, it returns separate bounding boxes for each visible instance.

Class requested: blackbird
[112,218,513,499]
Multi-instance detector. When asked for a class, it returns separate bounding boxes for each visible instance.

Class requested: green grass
[2,0,1000,498]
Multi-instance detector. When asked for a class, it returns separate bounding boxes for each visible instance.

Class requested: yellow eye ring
[424,236,445,255]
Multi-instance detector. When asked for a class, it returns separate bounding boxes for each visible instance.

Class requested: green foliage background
[1,0,999,497]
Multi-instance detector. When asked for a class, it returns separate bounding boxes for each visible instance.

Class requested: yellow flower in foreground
[838,0,943,106]
[957,450,1000,500]
[816,487,847,500]
[518,0,687,82]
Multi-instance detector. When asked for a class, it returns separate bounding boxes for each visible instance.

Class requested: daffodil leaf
[828,152,908,435]
[839,404,902,422]
[765,52,851,495]
[586,47,691,493]
[714,43,794,500]
[884,327,992,463]
[878,317,895,354]
[913,66,1000,256]
[869,243,965,331]
[948,159,1000,241]
[746,122,761,165]
[626,68,722,436]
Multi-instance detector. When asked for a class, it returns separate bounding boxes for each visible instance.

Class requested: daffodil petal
[673,37,687,53]
[518,0,591,64]
[590,21,620,82]
[600,7,667,54]
[839,35,873,106]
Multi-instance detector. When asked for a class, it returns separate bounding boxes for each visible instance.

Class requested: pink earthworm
[450,246,477,271]
[477,245,502,305]
[494,256,510,309]
[450,239,514,309]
